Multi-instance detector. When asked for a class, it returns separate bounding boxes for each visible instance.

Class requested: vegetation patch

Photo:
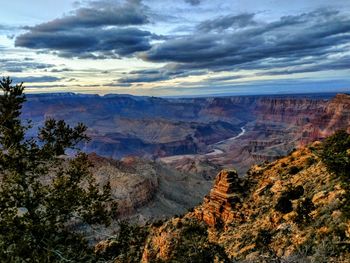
[255,229,273,249]
[275,185,304,214]
[288,165,302,175]
[0,78,117,262]
[294,197,315,226]
[170,219,230,262]
[95,221,150,262]
[319,130,350,217]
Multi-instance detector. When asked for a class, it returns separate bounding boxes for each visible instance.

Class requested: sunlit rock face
[137,142,350,262]
[195,169,247,227]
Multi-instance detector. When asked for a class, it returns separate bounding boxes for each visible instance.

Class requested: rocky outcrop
[195,170,246,226]
[137,139,350,262]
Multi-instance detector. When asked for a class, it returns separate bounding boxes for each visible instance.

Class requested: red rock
[196,169,246,227]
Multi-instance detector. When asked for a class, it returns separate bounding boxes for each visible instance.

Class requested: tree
[320,129,350,217]
[171,219,230,262]
[320,129,350,180]
[0,77,117,262]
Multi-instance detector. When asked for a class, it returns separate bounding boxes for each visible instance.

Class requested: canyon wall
[22,92,349,176]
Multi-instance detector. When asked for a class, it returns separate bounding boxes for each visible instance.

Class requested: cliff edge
[136,133,350,262]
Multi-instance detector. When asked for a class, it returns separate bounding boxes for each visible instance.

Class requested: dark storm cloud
[118,67,177,83]
[118,73,168,83]
[197,13,257,32]
[13,2,350,86]
[16,27,153,58]
[140,9,350,75]
[15,0,152,58]
[184,0,202,6]
[103,82,133,87]
[23,0,148,32]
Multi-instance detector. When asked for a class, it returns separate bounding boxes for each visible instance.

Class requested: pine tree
[0,77,117,262]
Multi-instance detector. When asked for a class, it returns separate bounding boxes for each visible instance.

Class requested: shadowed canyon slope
[87,154,212,223]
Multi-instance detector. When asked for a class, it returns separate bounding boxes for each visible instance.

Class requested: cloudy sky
[1,0,350,96]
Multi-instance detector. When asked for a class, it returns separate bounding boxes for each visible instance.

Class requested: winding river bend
[161,126,247,162]
[215,126,246,145]
[205,126,246,156]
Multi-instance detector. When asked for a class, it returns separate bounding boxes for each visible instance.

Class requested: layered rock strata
[195,169,247,227]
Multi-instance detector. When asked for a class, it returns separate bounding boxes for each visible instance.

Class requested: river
[161,126,247,162]
[205,126,246,156]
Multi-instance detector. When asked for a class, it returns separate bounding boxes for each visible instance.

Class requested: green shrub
[255,229,272,249]
[294,198,315,226]
[96,221,150,262]
[289,165,302,175]
[171,220,230,262]
[280,162,287,167]
[275,186,304,214]
[306,157,316,166]
[320,130,350,217]
[320,130,350,180]
[0,78,117,262]
[275,195,293,214]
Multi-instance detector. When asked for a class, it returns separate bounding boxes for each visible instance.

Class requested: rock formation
[134,139,350,262]
[195,169,246,226]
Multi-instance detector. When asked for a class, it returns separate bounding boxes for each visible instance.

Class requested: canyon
[22,92,350,221]
[23,92,350,174]
[23,93,347,162]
